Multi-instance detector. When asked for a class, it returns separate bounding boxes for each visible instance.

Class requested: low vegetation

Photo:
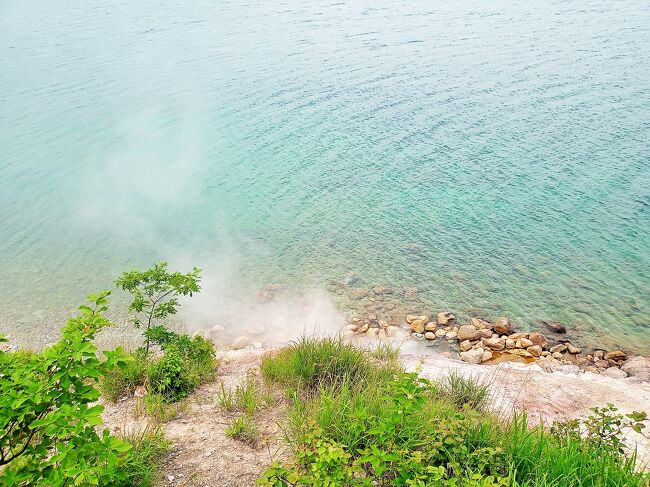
[259,337,648,486]
[119,427,170,487]
[101,263,217,407]
[225,415,260,445]
[1,263,214,486]
[0,291,161,486]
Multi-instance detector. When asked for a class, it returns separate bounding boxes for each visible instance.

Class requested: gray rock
[601,367,627,379]
[621,356,650,377]
[230,336,249,350]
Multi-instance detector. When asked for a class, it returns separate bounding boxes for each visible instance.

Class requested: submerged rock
[436,311,456,326]
[538,320,567,334]
[406,314,428,324]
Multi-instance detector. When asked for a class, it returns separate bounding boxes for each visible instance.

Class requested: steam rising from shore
[76,110,345,344]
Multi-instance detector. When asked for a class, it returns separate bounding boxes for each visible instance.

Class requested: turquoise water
[1,0,649,351]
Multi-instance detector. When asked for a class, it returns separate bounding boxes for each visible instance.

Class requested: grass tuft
[118,426,169,486]
[438,371,490,412]
[225,415,259,445]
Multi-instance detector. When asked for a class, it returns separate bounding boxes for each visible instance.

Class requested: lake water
[1,0,649,351]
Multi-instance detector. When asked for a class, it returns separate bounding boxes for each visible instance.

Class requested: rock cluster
[344,314,400,340]
[344,310,644,380]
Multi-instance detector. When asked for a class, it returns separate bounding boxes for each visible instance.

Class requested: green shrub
[143,327,216,403]
[115,262,201,354]
[225,415,259,445]
[0,291,133,486]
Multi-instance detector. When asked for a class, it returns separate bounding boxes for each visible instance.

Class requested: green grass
[225,415,260,445]
[144,393,183,423]
[216,373,275,415]
[261,336,397,393]
[118,427,169,487]
[259,337,648,487]
[438,371,490,412]
[99,351,148,402]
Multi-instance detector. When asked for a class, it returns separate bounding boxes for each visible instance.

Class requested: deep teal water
[1,0,649,350]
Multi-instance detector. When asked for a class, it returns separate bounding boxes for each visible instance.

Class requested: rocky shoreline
[343,310,650,382]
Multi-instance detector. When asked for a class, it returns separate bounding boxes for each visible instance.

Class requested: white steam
[75,110,345,346]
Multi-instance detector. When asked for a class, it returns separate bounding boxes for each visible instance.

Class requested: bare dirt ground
[102,349,287,487]
[102,347,650,486]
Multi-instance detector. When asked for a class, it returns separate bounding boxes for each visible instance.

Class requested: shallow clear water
[1,0,649,350]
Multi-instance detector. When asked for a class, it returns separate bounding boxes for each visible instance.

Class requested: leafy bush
[0,291,134,486]
[146,327,216,403]
[99,327,216,405]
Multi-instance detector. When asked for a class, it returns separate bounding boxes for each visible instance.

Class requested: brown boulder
[410,319,426,334]
[424,321,437,332]
[519,338,534,348]
[527,345,543,357]
[550,344,567,354]
[604,350,627,362]
[457,324,481,341]
[528,332,548,349]
[470,317,492,329]
[436,311,456,326]
[493,317,515,335]
[484,337,505,350]
[594,359,609,369]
